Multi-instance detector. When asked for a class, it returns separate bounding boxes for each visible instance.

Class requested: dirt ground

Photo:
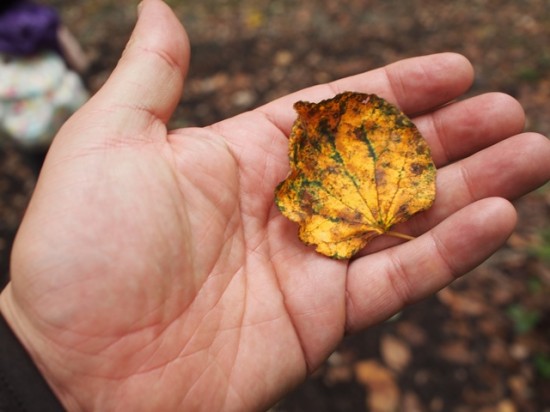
[1,0,549,411]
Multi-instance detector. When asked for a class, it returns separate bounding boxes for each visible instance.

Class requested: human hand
[1,0,549,410]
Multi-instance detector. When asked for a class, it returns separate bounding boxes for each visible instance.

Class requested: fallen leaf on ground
[437,287,488,316]
[394,321,427,346]
[401,391,426,412]
[275,91,436,259]
[355,360,400,412]
[438,341,476,365]
[497,399,517,412]
[380,334,411,372]
[324,365,353,385]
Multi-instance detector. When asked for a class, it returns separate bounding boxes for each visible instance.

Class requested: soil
[1,1,549,411]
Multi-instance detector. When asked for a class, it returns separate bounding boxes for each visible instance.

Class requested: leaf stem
[385,231,415,241]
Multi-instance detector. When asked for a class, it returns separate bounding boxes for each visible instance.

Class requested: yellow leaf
[275,92,436,259]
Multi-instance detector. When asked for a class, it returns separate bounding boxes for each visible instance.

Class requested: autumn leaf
[355,360,400,412]
[275,92,436,259]
[380,334,411,372]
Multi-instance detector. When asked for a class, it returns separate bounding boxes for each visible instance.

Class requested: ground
[1,1,549,411]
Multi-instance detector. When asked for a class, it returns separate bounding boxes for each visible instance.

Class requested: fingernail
[137,1,144,16]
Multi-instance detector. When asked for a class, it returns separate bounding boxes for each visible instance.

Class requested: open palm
[1,1,549,411]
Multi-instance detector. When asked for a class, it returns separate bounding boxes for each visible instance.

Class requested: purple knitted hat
[0,1,61,56]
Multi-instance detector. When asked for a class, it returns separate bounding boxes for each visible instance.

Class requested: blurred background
[1,0,549,410]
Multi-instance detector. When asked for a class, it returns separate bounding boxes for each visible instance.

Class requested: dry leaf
[438,341,476,365]
[497,400,517,412]
[401,391,426,412]
[355,360,400,412]
[380,334,411,372]
[437,287,488,316]
[394,321,427,346]
[275,91,436,259]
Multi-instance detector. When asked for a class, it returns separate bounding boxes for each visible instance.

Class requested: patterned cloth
[0,51,88,149]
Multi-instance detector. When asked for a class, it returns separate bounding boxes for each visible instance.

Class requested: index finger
[256,52,474,136]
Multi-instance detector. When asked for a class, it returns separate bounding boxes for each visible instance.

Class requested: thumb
[96,0,189,122]
[60,0,190,147]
